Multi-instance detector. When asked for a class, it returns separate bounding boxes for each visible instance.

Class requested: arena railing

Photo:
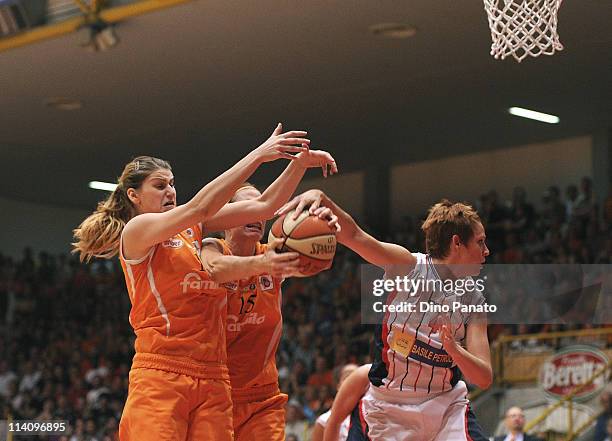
[522,359,611,440]
[492,327,612,384]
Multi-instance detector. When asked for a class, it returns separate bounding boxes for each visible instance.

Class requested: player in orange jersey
[200,183,339,441]
[72,124,337,441]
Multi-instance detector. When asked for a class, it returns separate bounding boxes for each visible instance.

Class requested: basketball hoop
[483,0,564,62]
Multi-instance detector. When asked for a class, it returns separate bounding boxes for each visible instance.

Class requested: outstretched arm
[201,239,301,283]
[277,189,416,268]
[122,124,309,260]
[323,364,371,441]
[203,148,337,232]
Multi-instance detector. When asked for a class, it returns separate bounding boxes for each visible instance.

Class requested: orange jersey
[209,239,283,400]
[119,225,229,379]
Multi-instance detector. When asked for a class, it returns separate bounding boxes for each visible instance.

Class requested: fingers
[311,207,341,232]
[293,197,309,220]
[440,314,452,327]
[308,196,322,214]
[280,145,309,153]
[307,151,337,177]
[440,321,454,342]
[280,138,311,146]
[274,197,298,216]
[279,152,299,161]
[271,264,300,278]
[323,156,338,176]
[266,241,301,276]
[312,206,331,218]
[272,122,283,136]
[329,214,341,232]
[270,254,301,278]
[329,159,338,175]
[281,130,308,138]
[272,251,300,262]
[269,238,285,251]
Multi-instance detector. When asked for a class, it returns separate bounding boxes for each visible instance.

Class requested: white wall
[390,136,593,223]
[0,197,90,258]
[0,136,596,258]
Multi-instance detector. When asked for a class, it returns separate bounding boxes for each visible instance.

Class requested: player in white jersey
[277,193,492,441]
[321,364,372,441]
[312,363,360,441]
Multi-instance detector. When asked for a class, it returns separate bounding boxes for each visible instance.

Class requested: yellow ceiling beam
[0,0,196,53]
[0,16,83,52]
[100,0,194,23]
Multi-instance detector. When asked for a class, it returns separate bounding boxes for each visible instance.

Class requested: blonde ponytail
[72,156,171,262]
[73,187,135,262]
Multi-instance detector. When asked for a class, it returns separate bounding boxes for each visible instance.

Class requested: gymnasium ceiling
[0,0,611,209]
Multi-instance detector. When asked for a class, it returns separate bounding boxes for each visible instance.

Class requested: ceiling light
[89,181,117,191]
[45,97,82,111]
[508,107,560,124]
[369,23,417,39]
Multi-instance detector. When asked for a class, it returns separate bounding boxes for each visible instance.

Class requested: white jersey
[369,253,485,397]
[316,410,350,441]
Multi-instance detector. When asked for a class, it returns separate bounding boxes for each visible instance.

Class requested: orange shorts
[119,367,233,441]
[232,393,288,441]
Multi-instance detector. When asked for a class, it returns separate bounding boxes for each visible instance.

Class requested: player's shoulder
[383,253,422,279]
[202,237,229,254]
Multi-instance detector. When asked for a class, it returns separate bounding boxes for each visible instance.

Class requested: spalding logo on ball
[268,210,337,277]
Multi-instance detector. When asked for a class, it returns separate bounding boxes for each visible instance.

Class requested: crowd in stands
[0,178,610,440]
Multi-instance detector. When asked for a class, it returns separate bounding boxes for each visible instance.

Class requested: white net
[483,0,564,62]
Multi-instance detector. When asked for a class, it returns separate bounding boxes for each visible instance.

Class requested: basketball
[268,210,337,277]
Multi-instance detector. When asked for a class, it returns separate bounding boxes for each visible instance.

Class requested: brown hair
[421,199,482,259]
[72,156,171,262]
[229,182,259,203]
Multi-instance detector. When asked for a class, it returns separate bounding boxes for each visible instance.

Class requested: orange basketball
[268,210,337,277]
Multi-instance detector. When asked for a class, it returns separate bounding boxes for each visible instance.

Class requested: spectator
[0,361,17,398]
[595,389,612,441]
[285,400,311,441]
[541,185,566,226]
[509,186,535,234]
[482,190,508,253]
[19,360,41,393]
[494,406,543,441]
[565,184,579,221]
[574,176,596,220]
[502,233,524,264]
[307,356,334,387]
[603,417,612,441]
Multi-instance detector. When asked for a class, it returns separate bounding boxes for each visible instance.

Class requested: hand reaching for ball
[261,238,301,278]
[268,205,337,277]
[274,189,341,231]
